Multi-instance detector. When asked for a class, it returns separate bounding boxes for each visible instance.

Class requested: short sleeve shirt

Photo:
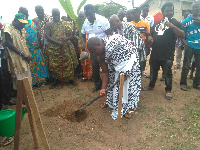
[81,14,110,39]
[131,20,150,43]
[182,16,200,49]
[150,18,183,60]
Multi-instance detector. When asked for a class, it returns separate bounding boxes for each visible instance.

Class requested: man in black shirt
[145,2,185,100]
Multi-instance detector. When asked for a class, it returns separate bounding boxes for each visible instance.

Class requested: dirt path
[4,61,200,150]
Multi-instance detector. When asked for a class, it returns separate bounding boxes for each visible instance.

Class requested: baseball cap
[132,7,141,13]
[15,13,28,24]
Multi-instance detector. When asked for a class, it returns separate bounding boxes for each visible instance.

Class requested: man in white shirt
[81,4,110,92]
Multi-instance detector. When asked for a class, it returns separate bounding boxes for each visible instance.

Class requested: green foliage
[59,0,87,31]
[77,0,87,15]
[94,1,127,19]
[59,0,76,21]
[59,0,87,44]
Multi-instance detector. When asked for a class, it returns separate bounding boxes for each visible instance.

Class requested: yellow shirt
[131,20,150,43]
[4,25,29,75]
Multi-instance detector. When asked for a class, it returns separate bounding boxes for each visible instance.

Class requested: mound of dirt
[43,99,87,122]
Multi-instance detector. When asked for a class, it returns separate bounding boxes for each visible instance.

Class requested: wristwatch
[19,51,23,56]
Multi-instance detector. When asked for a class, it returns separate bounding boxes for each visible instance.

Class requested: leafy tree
[94,1,127,19]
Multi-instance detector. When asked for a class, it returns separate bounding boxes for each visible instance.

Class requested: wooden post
[23,91,39,149]
[117,73,124,128]
[61,45,64,89]
[23,77,50,150]
[14,80,23,150]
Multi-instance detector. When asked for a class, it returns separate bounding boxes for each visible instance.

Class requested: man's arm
[81,33,86,44]
[5,32,31,62]
[145,22,151,48]
[105,28,112,36]
[45,22,62,46]
[32,18,39,27]
[97,55,109,97]
[165,22,185,38]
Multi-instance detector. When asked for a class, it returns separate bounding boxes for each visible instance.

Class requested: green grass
[144,98,200,149]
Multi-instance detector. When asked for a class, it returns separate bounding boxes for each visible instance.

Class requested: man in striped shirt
[109,14,145,75]
[130,7,150,76]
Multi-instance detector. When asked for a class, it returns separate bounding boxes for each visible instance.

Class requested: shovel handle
[75,75,120,112]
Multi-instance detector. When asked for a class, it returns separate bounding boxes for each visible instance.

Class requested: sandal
[166,92,172,100]
[124,110,135,119]
[180,85,187,91]
[0,137,13,147]
[99,102,108,108]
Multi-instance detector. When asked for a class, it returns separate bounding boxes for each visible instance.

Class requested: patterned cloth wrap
[103,34,141,119]
[25,19,49,85]
[47,21,78,81]
[37,14,52,47]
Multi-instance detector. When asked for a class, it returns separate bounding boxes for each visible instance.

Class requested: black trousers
[0,52,12,108]
[180,47,200,88]
[139,61,146,75]
[149,59,173,91]
[90,52,102,88]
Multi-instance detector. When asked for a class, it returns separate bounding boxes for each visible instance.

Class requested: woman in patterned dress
[19,7,49,86]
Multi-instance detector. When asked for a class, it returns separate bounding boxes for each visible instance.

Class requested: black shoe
[92,86,101,93]
[69,80,77,86]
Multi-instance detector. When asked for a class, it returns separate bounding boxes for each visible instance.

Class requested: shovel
[75,75,120,114]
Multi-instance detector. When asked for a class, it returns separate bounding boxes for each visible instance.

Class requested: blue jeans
[180,47,200,88]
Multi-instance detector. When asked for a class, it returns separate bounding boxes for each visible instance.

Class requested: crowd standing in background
[0,1,200,146]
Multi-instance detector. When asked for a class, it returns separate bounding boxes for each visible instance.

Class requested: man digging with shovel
[87,34,141,119]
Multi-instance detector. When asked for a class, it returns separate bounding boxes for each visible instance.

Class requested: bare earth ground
[4,59,200,150]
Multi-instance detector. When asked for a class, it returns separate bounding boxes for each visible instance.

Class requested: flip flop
[0,137,13,147]
[124,110,135,119]
[99,102,108,108]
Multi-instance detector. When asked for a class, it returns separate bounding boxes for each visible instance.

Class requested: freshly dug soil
[43,100,87,123]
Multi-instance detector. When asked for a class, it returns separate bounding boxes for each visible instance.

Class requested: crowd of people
[0,1,200,144]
